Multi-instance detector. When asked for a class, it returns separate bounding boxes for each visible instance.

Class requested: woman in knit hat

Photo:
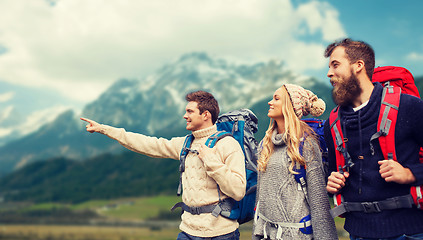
[252,84,338,240]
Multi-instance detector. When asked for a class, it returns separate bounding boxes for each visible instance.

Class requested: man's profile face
[327,47,362,107]
[183,101,207,131]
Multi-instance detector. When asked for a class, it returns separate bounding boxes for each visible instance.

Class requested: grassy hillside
[0,153,180,203]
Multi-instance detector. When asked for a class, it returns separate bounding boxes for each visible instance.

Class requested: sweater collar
[340,82,382,113]
[192,125,217,139]
[339,82,383,129]
[271,128,286,146]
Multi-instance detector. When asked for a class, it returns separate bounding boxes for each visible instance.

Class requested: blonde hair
[258,87,316,173]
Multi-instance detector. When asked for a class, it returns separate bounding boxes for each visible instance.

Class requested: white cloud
[0,92,15,102]
[0,0,346,103]
[406,52,423,61]
[296,1,346,41]
[284,41,328,72]
[0,105,14,122]
[0,128,13,138]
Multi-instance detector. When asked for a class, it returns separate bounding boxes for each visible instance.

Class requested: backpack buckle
[190,206,202,215]
[362,202,381,213]
[189,149,199,155]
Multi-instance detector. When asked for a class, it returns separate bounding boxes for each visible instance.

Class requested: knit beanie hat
[283,84,326,119]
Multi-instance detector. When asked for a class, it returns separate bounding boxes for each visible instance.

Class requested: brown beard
[331,72,362,107]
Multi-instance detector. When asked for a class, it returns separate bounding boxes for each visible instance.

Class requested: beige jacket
[100,124,246,237]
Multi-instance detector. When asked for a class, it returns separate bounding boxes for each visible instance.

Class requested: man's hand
[80,117,102,133]
[378,160,416,184]
[326,171,349,194]
[197,144,214,161]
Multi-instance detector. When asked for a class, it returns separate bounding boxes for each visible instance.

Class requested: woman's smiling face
[268,87,286,120]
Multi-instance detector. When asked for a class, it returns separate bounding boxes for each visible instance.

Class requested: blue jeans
[176,229,240,240]
[350,233,423,240]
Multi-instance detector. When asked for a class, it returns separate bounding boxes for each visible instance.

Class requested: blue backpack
[294,118,328,184]
[292,118,327,234]
[300,118,328,175]
[172,109,259,224]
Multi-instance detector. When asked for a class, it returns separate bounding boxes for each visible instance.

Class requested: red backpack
[372,66,420,97]
[329,66,423,218]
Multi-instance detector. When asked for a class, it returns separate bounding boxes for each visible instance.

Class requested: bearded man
[323,38,423,240]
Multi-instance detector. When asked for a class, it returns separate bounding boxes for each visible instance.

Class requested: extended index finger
[80,117,94,124]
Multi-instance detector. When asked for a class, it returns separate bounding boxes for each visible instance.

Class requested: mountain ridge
[0,52,329,175]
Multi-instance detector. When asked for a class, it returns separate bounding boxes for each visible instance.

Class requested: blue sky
[0,0,422,142]
[294,0,423,81]
[329,0,423,72]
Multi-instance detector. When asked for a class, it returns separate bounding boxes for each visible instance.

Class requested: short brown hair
[185,91,220,124]
[324,38,375,79]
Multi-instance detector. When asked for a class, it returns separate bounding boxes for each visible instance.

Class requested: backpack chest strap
[330,194,414,218]
[258,211,312,237]
[258,212,312,229]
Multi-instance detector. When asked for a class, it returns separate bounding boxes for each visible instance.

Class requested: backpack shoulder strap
[329,107,354,173]
[177,134,195,196]
[180,134,195,158]
[295,137,310,205]
[205,131,232,148]
[371,84,423,208]
[370,84,401,160]
[328,106,350,210]
[204,131,235,217]
[376,85,423,210]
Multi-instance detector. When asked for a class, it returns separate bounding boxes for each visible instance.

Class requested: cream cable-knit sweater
[100,124,246,237]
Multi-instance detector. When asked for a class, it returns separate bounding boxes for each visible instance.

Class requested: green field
[0,195,349,239]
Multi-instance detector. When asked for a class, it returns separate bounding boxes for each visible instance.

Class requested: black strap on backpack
[177,134,196,196]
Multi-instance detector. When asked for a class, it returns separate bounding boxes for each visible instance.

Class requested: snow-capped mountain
[82,52,309,133]
[0,52,328,175]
